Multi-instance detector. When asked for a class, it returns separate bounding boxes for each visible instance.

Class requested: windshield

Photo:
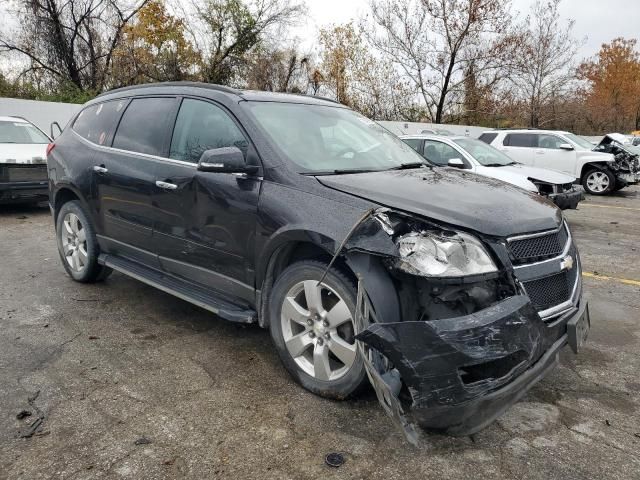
[243,102,426,173]
[453,138,515,166]
[564,133,594,150]
[0,121,49,144]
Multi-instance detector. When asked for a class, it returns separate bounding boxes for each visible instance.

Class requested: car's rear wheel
[56,200,112,283]
[269,260,368,399]
[582,168,615,195]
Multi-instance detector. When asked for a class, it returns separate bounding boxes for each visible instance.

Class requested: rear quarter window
[478,133,497,144]
[73,99,128,146]
[503,133,535,147]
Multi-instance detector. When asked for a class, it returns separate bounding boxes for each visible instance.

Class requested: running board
[99,254,257,324]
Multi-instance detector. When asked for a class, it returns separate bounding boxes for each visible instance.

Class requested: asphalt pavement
[1,187,639,479]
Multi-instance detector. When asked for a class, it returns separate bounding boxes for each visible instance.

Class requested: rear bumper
[356,294,588,436]
[0,181,48,203]
[548,187,585,210]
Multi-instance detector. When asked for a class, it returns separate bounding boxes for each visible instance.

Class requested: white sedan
[0,116,51,205]
[400,134,585,210]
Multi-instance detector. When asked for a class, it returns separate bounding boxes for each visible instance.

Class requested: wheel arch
[256,232,358,328]
[255,231,400,329]
[579,161,611,181]
[52,184,90,223]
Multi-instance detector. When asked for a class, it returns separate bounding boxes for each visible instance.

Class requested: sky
[294,0,640,61]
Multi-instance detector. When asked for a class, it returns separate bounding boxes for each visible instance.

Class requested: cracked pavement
[1,187,639,479]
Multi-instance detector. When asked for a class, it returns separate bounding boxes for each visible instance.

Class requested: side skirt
[98,253,257,324]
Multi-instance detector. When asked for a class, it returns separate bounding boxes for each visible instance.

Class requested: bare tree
[510,0,582,128]
[244,43,309,92]
[363,0,519,123]
[317,22,415,120]
[190,0,305,85]
[0,0,151,93]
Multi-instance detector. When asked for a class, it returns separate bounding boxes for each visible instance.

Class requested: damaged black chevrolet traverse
[47,82,590,438]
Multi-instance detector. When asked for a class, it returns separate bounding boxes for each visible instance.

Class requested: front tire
[55,200,112,283]
[582,168,615,195]
[269,260,368,399]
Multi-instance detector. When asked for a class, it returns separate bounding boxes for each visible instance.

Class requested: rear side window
[402,138,423,153]
[478,133,497,144]
[169,99,249,163]
[113,97,176,156]
[73,99,127,146]
[503,133,535,147]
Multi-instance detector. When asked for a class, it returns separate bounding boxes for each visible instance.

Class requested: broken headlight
[395,230,497,277]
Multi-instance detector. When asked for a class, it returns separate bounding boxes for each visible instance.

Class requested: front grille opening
[458,350,528,385]
[508,225,568,264]
[523,268,576,311]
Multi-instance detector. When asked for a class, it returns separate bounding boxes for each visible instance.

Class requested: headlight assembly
[395,230,497,277]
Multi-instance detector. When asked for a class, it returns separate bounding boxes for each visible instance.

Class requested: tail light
[46,143,55,156]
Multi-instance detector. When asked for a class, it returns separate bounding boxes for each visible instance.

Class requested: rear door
[500,133,536,165]
[531,133,577,174]
[152,97,261,302]
[94,96,179,266]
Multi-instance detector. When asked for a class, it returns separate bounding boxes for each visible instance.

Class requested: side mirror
[447,158,465,168]
[50,121,62,139]
[197,147,258,175]
[559,143,574,151]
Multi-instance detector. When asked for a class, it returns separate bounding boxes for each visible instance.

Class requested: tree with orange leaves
[578,38,640,133]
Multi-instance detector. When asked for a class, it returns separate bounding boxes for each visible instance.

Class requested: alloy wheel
[60,212,88,272]
[280,280,357,381]
[586,171,610,193]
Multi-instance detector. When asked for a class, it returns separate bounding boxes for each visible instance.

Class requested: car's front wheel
[55,200,112,283]
[582,168,615,195]
[269,260,368,399]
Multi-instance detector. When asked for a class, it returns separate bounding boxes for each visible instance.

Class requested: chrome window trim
[72,130,197,168]
[511,221,571,270]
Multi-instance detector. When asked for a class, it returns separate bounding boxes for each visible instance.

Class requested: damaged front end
[595,133,640,187]
[530,180,585,210]
[343,210,589,443]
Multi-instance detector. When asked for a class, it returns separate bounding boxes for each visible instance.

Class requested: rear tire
[269,260,368,399]
[582,168,615,195]
[55,200,112,283]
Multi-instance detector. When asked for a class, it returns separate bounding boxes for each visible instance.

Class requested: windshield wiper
[484,162,515,167]
[307,168,381,176]
[386,162,429,171]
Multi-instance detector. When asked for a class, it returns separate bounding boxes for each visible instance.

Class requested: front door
[530,133,577,175]
[152,97,261,303]
[95,96,179,267]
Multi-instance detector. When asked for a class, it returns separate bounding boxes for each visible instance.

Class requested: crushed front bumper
[615,172,640,185]
[355,291,589,440]
[548,187,585,210]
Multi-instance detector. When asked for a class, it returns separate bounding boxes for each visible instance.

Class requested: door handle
[156,180,178,190]
[93,165,108,174]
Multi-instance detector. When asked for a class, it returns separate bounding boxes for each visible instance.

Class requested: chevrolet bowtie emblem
[560,255,574,271]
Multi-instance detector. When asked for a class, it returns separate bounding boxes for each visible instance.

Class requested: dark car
[47,82,590,440]
[0,116,51,205]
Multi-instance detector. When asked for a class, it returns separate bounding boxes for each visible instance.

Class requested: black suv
[47,82,590,438]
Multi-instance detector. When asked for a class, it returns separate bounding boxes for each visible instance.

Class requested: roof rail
[96,81,240,98]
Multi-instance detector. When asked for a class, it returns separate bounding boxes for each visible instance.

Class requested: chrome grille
[522,265,578,312]
[508,224,568,264]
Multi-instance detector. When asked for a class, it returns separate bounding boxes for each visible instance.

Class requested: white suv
[478,129,627,195]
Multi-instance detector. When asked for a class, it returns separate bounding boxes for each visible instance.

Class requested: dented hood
[317,168,562,237]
